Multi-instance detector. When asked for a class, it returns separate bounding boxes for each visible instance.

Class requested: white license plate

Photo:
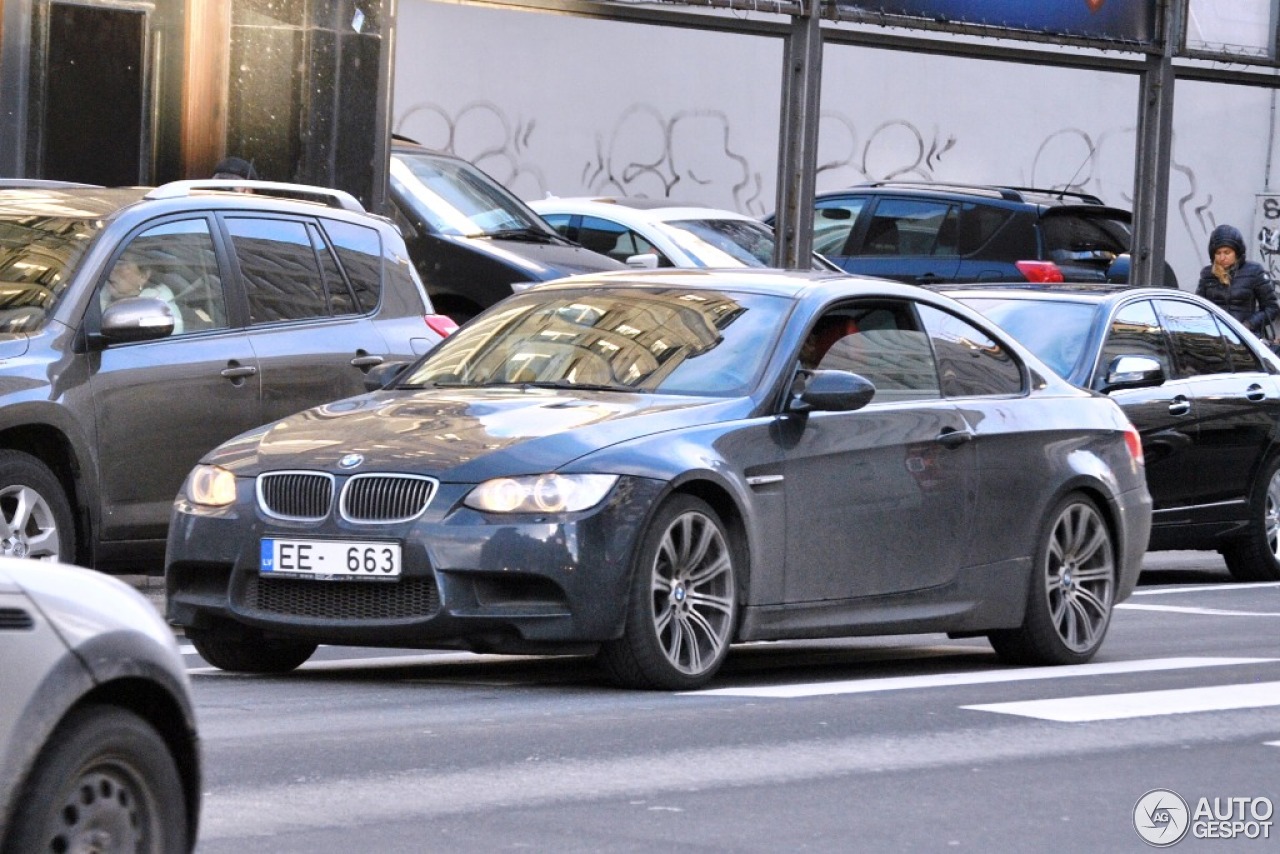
[260,538,402,579]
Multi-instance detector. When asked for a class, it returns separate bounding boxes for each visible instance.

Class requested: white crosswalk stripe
[963,681,1280,722]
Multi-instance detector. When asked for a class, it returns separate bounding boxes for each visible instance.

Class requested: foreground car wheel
[989,493,1115,666]
[4,705,188,854]
[1222,456,1280,582]
[189,626,317,673]
[598,495,737,690]
[0,449,74,562]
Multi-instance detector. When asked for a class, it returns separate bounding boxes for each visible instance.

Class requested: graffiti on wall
[396,99,1215,280]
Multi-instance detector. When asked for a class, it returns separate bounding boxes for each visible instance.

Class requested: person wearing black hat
[1196,224,1279,335]
[211,156,258,181]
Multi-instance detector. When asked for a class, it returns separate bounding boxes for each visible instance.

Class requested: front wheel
[0,449,75,562]
[598,495,738,690]
[989,493,1116,666]
[188,625,316,673]
[1222,456,1280,581]
[3,705,189,854]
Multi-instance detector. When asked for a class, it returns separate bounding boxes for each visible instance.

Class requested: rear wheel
[989,493,1115,666]
[0,449,74,563]
[598,495,737,690]
[1222,456,1280,581]
[4,705,188,854]
[188,625,316,673]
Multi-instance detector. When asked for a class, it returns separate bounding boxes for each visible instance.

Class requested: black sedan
[950,285,1280,582]
[166,270,1152,689]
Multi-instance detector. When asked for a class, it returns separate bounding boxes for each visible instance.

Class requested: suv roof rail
[146,180,366,212]
[853,181,1105,206]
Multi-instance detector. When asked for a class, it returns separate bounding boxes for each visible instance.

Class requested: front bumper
[165,475,665,652]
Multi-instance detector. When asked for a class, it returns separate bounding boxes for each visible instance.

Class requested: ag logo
[1134,789,1190,847]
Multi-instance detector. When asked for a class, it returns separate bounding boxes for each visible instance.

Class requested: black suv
[0,179,451,571]
[799,182,1177,288]
[386,140,623,322]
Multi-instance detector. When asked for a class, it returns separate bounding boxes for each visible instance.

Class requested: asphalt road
[145,550,1279,853]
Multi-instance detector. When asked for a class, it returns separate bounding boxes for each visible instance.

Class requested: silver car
[0,559,199,852]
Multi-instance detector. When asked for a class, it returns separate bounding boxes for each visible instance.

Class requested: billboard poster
[836,1,1156,44]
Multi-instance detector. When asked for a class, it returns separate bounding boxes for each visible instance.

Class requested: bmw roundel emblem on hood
[338,453,364,469]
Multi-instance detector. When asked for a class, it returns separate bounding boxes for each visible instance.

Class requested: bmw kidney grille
[258,471,436,523]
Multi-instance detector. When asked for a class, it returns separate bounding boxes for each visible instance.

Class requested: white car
[0,560,200,852]
[528,196,837,270]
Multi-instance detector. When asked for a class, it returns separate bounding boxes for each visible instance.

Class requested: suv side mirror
[1101,355,1165,391]
[364,360,411,392]
[94,297,175,346]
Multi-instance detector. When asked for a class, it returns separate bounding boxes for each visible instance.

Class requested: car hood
[208,387,750,482]
[444,234,624,281]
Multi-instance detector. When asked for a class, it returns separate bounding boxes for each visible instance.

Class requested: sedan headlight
[464,474,619,514]
[183,464,238,508]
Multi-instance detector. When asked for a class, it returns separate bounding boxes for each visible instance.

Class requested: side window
[1155,298,1232,377]
[1216,315,1266,373]
[539,213,573,237]
[611,228,658,262]
[1096,300,1171,387]
[322,220,382,314]
[308,225,355,316]
[803,300,941,401]
[917,304,1024,397]
[225,217,328,324]
[100,218,228,335]
[813,197,867,257]
[576,216,629,260]
[860,199,955,257]
[957,203,1016,256]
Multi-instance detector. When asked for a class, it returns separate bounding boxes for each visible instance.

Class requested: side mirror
[790,369,876,413]
[625,253,660,269]
[94,297,175,346]
[364,360,411,392]
[1101,354,1165,391]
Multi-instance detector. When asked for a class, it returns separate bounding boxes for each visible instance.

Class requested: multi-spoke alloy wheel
[0,450,73,562]
[1223,456,1280,581]
[990,493,1116,666]
[599,495,737,689]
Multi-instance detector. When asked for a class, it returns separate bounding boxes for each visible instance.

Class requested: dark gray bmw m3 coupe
[166,269,1152,689]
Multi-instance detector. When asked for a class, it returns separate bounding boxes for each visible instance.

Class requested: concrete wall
[393,1,1279,288]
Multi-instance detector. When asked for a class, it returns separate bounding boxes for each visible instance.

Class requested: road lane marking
[1117,603,1280,616]
[1132,582,1280,595]
[681,657,1276,699]
[964,681,1280,722]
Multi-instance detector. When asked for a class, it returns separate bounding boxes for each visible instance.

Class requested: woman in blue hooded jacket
[1196,224,1279,334]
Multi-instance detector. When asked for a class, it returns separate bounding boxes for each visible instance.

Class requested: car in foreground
[0,559,199,852]
[949,284,1280,581]
[785,182,1177,287]
[528,196,839,270]
[0,179,453,572]
[165,269,1151,689]
[387,140,624,322]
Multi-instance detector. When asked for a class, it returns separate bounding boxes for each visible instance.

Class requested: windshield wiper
[485,227,563,244]
[517,380,629,393]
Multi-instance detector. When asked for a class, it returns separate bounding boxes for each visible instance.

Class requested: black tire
[989,493,1116,666]
[1222,456,1280,582]
[0,449,75,563]
[188,625,316,673]
[3,704,189,854]
[598,495,737,690]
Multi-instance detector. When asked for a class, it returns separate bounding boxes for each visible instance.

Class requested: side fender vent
[0,607,35,630]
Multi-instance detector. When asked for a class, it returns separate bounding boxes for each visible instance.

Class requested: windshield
[658,218,776,267]
[958,297,1099,379]
[389,150,553,238]
[0,215,101,333]
[399,287,789,396]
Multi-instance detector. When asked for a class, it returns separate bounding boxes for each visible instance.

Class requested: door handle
[350,354,384,369]
[936,427,974,448]
[220,363,258,379]
[1168,395,1191,416]
[1247,384,1266,402]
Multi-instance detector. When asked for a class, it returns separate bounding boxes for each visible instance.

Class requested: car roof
[523,266,946,301]
[530,196,760,224]
[940,284,1180,305]
[0,186,150,218]
[816,181,1128,214]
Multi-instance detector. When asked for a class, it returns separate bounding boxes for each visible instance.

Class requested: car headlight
[464,474,619,514]
[183,464,238,508]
